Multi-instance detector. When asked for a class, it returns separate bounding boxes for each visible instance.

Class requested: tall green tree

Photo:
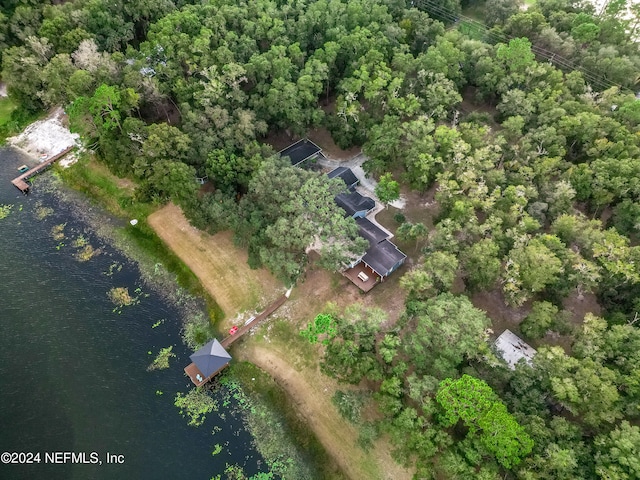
[436,375,534,468]
[595,421,640,480]
[403,293,490,377]
[375,172,400,206]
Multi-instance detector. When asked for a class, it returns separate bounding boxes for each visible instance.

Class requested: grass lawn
[0,97,18,127]
[148,203,284,319]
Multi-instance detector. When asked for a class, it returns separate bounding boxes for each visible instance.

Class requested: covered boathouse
[184,339,232,387]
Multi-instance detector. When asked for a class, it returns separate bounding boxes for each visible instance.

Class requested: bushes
[520,301,572,339]
[332,390,365,424]
[181,313,216,351]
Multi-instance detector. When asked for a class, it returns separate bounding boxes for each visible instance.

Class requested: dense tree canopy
[2,0,640,478]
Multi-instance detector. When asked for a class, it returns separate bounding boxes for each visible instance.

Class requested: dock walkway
[184,291,289,386]
[221,293,288,349]
[11,146,74,193]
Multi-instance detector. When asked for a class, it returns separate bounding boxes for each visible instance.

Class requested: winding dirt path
[236,344,413,480]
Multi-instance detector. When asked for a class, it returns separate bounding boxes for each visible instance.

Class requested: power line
[413,0,625,91]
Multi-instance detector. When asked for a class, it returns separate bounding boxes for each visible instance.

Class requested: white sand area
[8,107,80,166]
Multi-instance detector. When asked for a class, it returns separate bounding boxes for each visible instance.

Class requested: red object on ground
[229,326,239,335]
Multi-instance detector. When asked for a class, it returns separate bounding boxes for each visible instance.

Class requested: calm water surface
[0,147,263,479]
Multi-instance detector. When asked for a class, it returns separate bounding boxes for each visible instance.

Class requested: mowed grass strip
[0,97,18,126]
[148,203,283,318]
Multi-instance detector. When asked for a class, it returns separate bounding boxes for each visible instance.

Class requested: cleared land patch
[0,96,17,127]
[149,205,411,479]
[148,203,283,318]
[235,344,414,480]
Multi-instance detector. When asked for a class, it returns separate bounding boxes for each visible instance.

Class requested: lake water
[0,147,264,479]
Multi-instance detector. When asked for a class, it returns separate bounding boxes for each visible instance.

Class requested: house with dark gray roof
[327,166,359,191]
[278,139,322,167]
[356,217,389,247]
[362,239,407,279]
[324,166,406,292]
[335,191,376,218]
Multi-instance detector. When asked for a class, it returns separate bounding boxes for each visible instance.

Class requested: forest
[1,0,640,478]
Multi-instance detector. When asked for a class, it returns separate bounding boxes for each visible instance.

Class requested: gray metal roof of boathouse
[190,339,232,378]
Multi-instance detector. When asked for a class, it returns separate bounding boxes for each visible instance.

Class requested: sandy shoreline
[7,107,80,165]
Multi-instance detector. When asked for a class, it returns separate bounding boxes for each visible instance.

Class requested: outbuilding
[278,139,322,167]
[184,338,232,386]
[494,329,537,370]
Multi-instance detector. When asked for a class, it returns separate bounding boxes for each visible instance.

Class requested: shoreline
[6,107,80,162]
[10,103,409,480]
[147,205,413,480]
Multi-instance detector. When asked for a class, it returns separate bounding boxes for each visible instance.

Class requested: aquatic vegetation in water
[72,234,88,248]
[104,261,123,277]
[151,319,165,329]
[174,388,218,427]
[74,244,99,262]
[219,376,314,479]
[107,286,142,313]
[182,313,216,351]
[0,204,13,220]
[211,444,223,456]
[34,205,53,220]
[108,287,134,306]
[147,346,176,371]
[223,464,274,479]
[50,223,66,241]
[155,390,163,396]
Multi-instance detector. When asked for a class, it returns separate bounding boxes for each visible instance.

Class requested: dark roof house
[278,139,322,167]
[361,239,407,278]
[335,191,376,218]
[184,338,231,386]
[356,217,389,247]
[327,167,359,191]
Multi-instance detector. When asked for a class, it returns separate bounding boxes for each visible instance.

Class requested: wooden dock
[221,293,288,349]
[184,361,228,387]
[182,291,290,387]
[11,146,74,193]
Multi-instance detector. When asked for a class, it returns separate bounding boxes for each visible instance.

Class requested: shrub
[332,390,364,424]
[520,301,558,339]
